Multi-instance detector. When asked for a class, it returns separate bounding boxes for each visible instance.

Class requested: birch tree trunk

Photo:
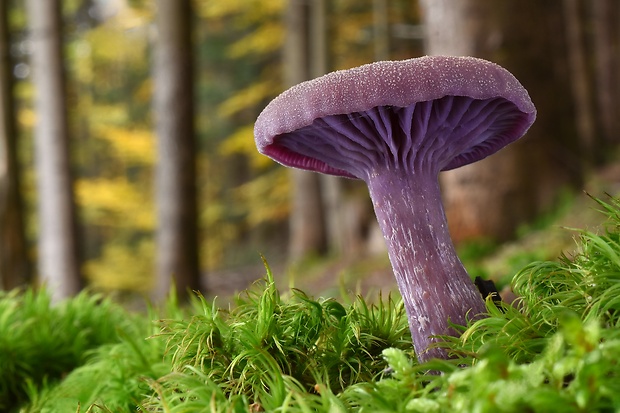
[419,0,581,243]
[153,0,202,301]
[27,0,81,302]
[0,0,30,289]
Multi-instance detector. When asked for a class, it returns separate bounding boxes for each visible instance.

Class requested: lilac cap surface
[254,55,536,179]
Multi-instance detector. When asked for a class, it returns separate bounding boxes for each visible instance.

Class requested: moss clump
[0,289,141,411]
[10,197,620,412]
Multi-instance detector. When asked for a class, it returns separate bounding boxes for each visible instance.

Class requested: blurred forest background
[0,0,619,304]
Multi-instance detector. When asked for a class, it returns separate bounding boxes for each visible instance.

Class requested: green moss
[10,197,620,412]
[0,289,140,411]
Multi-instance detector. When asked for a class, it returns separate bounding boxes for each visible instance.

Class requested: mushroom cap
[255,55,536,179]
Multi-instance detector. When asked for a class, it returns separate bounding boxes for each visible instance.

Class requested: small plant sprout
[254,56,536,361]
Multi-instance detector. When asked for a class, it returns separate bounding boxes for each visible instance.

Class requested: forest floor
[204,161,620,304]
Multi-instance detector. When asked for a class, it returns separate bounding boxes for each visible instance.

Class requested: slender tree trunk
[590,0,617,149]
[310,0,329,78]
[310,0,347,257]
[0,0,30,289]
[373,0,390,61]
[420,0,581,243]
[27,0,81,302]
[563,0,596,162]
[285,0,327,261]
[153,0,202,302]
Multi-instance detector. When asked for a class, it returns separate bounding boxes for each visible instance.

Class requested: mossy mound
[8,197,620,412]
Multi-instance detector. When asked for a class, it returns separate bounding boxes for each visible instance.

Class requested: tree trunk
[590,0,618,149]
[563,0,596,162]
[309,0,349,257]
[27,0,82,302]
[285,0,327,261]
[420,0,581,243]
[0,0,30,290]
[153,0,202,301]
[373,0,390,61]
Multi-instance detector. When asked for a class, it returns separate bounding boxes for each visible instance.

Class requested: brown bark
[285,0,327,261]
[373,0,390,61]
[27,0,82,302]
[310,0,329,78]
[310,0,350,257]
[563,0,596,162]
[0,0,30,289]
[590,0,618,149]
[420,0,581,243]
[153,0,202,301]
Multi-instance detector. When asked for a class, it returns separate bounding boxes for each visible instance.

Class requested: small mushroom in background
[254,56,536,362]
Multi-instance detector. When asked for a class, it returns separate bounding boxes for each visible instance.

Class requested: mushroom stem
[366,165,487,361]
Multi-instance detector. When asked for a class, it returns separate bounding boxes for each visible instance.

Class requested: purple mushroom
[254,56,536,361]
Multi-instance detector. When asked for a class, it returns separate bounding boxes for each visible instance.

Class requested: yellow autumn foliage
[17,107,36,129]
[218,124,273,170]
[234,168,290,226]
[89,104,132,126]
[133,78,153,105]
[76,177,154,231]
[197,0,283,21]
[84,240,154,292]
[201,202,241,270]
[85,25,149,68]
[228,22,284,58]
[218,79,279,117]
[96,125,155,165]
